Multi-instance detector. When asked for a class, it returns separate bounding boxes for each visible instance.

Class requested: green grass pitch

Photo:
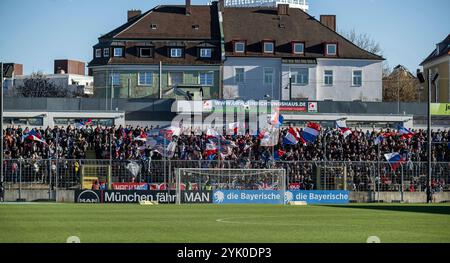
[1,203,449,243]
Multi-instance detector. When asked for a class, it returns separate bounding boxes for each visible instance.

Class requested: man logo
[284,191,293,203]
[214,191,225,203]
[77,190,100,203]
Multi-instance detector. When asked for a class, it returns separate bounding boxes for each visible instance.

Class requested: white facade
[281,59,383,101]
[224,0,309,11]
[4,74,94,96]
[223,57,383,101]
[223,57,282,100]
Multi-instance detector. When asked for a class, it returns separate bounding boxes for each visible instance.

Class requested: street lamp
[417,69,438,203]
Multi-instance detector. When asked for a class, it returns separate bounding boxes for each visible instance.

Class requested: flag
[301,122,321,144]
[22,129,47,144]
[227,122,239,134]
[398,126,414,140]
[270,112,284,128]
[74,119,93,129]
[260,128,278,147]
[336,120,352,138]
[384,152,406,171]
[206,128,221,139]
[274,149,285,161]
[283,127,300,145]
[134,131,148,142]
[374,135,384,145]
[205,142,218,157]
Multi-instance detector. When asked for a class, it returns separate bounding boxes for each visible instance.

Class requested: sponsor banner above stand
[213,190,285,204]
[111,182,149,190]
[75,190,212,204]
[285,190,350,204]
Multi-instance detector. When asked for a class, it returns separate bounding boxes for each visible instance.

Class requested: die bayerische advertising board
[212,190,350,204]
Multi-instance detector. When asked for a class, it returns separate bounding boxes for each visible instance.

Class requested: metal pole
[288,74,292,100]
[400,163,404,203]
[159,61,162,99]
[1,62,4,184]
[427,80,433,202]
[110,70,114,111]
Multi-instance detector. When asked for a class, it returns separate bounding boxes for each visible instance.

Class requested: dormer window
[140,48,152,58]
[200,48,212,58]
[292,42,305,55]
[170,48,183,58]
[150,24,158,30]
[95,49,102,58]
[325,43,338,56]
[263,41,275,54]
[103,48,110,57]
[113,47,123,57]
[234,41,246,53]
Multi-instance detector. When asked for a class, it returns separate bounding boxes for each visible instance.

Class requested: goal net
[175,168,286,204]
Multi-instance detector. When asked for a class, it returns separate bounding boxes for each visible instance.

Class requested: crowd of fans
[2,124,449,191]
[2,124,449,162]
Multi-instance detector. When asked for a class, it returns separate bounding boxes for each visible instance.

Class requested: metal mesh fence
[2,159,449,193]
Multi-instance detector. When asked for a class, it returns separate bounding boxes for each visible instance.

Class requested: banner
[112,182,148,190]
[212,190,284,204]
[431,103,450,116]
[285,191,350,204]
[74,190,212,204]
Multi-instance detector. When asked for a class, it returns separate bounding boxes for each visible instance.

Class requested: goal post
[175,168,286,204]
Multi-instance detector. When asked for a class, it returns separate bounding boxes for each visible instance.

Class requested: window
[234,42,245,53]
[138,72,153,86]
[291,68,309,85]
[150,24,158,30]
[199,72,214,86]
[263,42,274,53]
[95,49,102,58]
[352,70,362,86]
[324,70,333,86]
[170,48,183,58]
[326,44,337,56]
[169,72,183,87]
[140,48,152,58]
[263,68,274,85]
[103,48,110,57]
[113,48,123,57]
[200,48,212,58]
[293,42,305,54]
[111,73,120,86]
[235,68,245,84]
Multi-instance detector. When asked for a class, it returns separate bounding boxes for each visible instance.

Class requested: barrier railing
[2,159,449,194]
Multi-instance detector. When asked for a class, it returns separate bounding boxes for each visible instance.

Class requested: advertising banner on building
[431,103,450,116]
[285,190,350,204]
[177,100,319,114]
[74,190,212,204]
[212,190,284,204]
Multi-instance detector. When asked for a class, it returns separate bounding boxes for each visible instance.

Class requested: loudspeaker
[416,70,425,83]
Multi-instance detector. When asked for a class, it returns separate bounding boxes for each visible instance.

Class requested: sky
[0,0,448,75]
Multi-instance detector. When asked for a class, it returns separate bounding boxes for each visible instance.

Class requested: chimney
[320,15,336,31]
[186,0,191,16]
[127,10,141,22]
[277,4,289,16]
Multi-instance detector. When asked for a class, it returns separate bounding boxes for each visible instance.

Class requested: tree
[340,29,390,77]
[382,66,422,102]
[14,72,69,97]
